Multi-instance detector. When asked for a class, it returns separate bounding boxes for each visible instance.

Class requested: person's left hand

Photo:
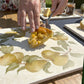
[17,0,40,32]
[51,0,68,16]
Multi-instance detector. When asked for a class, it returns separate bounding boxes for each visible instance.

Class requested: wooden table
[0,9,83,84]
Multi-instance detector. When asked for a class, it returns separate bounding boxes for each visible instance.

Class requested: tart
[28,27,53,48]
[80,19,84,30]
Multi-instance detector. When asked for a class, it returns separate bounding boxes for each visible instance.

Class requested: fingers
[18,0,41,32]
[21,10,26,31]
[17,10,21,26]
[28,10,35,32]
[33,2,40,30]
[51,0,58,12]
[18,10,26,31]
[53,0,68,16]
[17,3,26,31]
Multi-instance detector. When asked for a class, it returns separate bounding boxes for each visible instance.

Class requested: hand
[51,0,68,16]
[18,0,40,32]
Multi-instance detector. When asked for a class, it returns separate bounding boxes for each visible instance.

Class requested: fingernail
[36,26,39,29]
[31,28,35,32]
[22,27,26,31]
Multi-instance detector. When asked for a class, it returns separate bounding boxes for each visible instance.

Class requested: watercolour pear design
[42,50,68,66]
[25,60,47,72]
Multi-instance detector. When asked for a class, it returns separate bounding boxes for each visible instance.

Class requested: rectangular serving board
[64,23,84,40]
[40,14,81,20]
[0,24,84,84]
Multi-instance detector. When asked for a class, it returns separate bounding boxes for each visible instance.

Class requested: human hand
[18,0,40,32]
[51,0,68,16]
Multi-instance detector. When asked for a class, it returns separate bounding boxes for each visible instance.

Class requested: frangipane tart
[28,27,53,48]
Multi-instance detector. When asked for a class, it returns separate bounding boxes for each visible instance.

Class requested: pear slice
[0,54,18,66]
[42,50,68,66]
[25,60,47,72]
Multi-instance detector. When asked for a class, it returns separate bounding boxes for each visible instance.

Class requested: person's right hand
[18,0,40,32]
[51,0,68,16]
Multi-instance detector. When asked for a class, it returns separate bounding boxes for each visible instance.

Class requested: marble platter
[64,23,84,40]
[0,24,84,84]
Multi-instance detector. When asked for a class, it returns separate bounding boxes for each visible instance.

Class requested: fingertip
[22,26,26,31]
[36,26,39,29]
[31,28,35,32]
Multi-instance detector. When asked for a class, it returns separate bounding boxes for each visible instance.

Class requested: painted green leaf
[70,53,84,58]
[54,32,64,37]
[13,29,26,38]
[51,47,64,51]
[0,46,13,54]
[55,32,60,34]
[57,40,69,50]
[62,44,68,50]
[68,41,76,44]
[55,32,64,35]
[63,60,74,69]
[51,29,55,30]
[22,55,30,62]
[13,28,30,33]
[14,32,25,38]
[0,34,13,39]
[17,66,25,73]
[43,62,51,73]
[27,55,42,63]
[57,40,62,45]
[6,63,19,73]
[56,32,64,36]
[62,41,69,50]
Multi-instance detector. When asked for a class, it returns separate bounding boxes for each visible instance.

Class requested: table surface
[0,9,83,84]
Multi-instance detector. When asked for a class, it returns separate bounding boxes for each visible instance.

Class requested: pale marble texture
[0,24,84,84]
[65,23,84,40]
